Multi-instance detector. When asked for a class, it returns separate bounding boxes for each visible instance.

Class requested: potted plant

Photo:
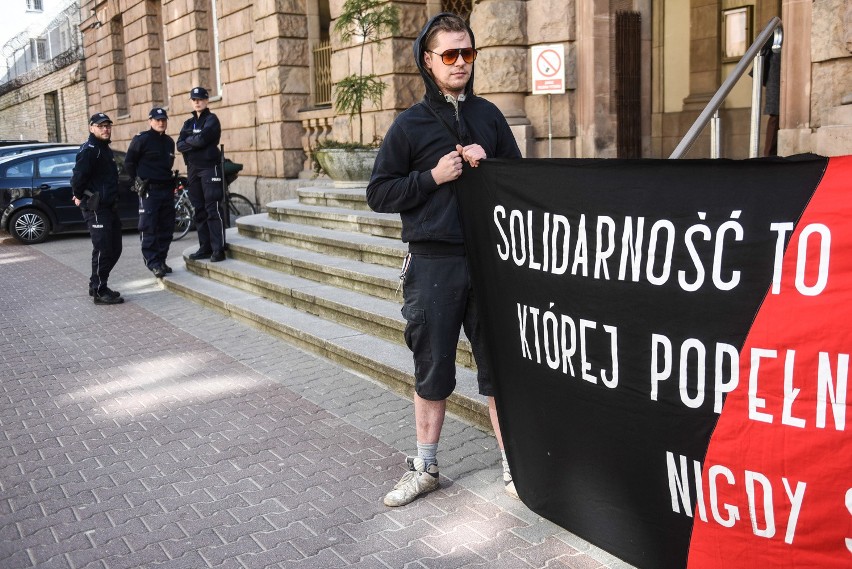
[314,0,400,186]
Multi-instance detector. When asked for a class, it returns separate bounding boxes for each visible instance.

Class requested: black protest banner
[456,156,852,569]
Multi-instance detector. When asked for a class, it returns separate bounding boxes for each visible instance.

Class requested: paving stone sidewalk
[0,233,632,569]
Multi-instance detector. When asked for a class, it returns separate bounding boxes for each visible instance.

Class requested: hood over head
[413,13,476,101]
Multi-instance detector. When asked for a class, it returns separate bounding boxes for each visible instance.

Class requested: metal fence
[0,1,82,95]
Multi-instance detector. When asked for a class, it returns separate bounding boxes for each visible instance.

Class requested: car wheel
[9,209,51,244]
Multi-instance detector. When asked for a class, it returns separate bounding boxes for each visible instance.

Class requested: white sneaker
[383,456,439,507]
[504,470,520,499]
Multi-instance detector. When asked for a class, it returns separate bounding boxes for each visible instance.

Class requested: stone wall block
[256,66,310,97]
[397,4,429,38]
[226,53,257,82]
[281,149,304,178]
[254,149,281,177]
[330,49,351,82]
[216,106,256,131]
[373,38,417,75]
[222,125,257,151]
[169,53,198,75]
[524,91,574,138]
[812,0,850,62]
[474,47,528,93]
[280,121,305,149]
[527,0,575,44]
[223,77,257,105]
[256,13,308,41]
[256,96,282,124]
[166,14,194,38]
[123,19,145,43]
[811,59,852,127]
[471,1,526,46]
[389,74,421,110]
[227,0,257,17]
[220,33,254,61]
[256,38,309,69]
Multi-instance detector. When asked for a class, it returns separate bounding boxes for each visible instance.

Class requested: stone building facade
[1,1,845,203]
[652,0,852,159]
[77,0,656,204]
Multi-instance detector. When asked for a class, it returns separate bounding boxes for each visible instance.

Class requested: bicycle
[172,172,257,241]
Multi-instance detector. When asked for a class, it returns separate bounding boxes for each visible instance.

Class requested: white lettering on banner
[748,348,848,431]
[492,206,748,293]
[770,222,832,296]
[665,452,806,544]
[845,488,852,554]
[649,337,848,428]
[516,303,618,387]
[650,334,739,413]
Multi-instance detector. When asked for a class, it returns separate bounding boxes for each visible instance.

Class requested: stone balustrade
[298,107,335,176]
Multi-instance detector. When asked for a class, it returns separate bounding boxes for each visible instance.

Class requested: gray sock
[417,442,438,468]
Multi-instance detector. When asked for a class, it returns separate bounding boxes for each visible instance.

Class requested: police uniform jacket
[176,108,221,167]
[71,133,119,206]
[125,128,176,186]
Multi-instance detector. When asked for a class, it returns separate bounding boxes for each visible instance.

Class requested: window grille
[441,0,472,22]
[312,39,332,107]
[27,0,44,11]
[31,39,46,62]
[615,11,641,158]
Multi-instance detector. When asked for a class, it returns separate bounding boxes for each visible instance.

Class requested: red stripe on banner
[687,156,852,568]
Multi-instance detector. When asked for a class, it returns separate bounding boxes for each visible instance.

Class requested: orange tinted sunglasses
[429,48,478,65]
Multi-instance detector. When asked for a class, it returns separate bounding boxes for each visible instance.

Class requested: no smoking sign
[531,44,565,95]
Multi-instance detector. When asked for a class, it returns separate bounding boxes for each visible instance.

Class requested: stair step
[186,233,475,367]
[266,199,402,240]
[225,231,402,301]
[162,258,489,430]
[236,213,406,269]
[297,187,370,210]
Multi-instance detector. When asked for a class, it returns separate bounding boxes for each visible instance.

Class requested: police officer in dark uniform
[125,107,176,278]
[176,86,226,262]
[71,112,124,305]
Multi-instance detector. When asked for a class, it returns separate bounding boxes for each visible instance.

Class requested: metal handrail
[669,16,782,159]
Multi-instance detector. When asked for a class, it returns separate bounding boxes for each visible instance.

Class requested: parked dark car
[0,142,78,158]
[0,147,141,244]
[0,140,39,147]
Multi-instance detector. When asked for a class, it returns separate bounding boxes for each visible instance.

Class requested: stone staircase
[162,186,490,430]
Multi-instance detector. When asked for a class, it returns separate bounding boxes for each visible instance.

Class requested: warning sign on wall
[531,44,565,95]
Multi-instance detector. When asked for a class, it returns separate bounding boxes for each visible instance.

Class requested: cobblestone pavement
[0,232,632,569]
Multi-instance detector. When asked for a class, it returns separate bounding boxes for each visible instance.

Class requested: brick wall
[0,62,88,144]
[78,0,313,202]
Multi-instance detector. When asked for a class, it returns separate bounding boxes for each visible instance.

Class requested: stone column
[470,0,533,156]
[682,0,720,111]
[253,2,310,180]
[575,0,615,157]
[778,0,812,154]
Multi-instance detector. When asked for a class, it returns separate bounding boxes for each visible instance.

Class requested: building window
[31,38,46,62]
[721,6,753,62]
[26,0,43,11]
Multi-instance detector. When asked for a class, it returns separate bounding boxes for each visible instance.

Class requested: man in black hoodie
[367,13,522,507]
[71,112,124,305]
[177,87,226,262]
